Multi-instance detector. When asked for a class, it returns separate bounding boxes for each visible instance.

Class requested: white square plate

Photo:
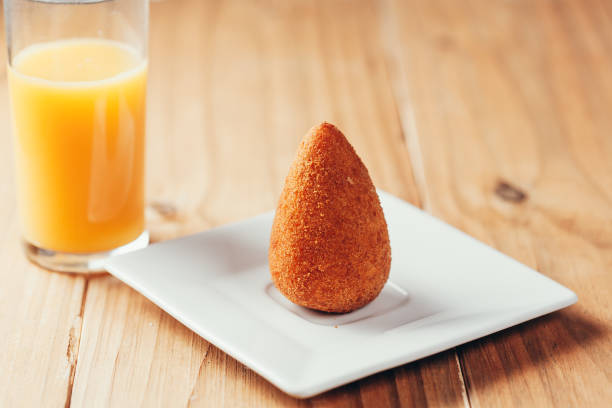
[105,191,577,398]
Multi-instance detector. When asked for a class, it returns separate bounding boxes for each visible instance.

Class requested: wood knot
[148,201,178,219]
[435,35,455,51]
[495,181,527,203]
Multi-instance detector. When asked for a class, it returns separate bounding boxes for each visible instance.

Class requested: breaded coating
[269,122,391,313]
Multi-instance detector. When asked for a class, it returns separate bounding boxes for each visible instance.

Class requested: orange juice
[8,39,147,253]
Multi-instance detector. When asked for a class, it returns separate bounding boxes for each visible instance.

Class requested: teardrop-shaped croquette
[269,122,391,313]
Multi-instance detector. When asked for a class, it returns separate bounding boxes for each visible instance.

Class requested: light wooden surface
[1,0,611,406]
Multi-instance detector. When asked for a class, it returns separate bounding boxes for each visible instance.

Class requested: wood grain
[386,0,612,406]
[1,0,611,406]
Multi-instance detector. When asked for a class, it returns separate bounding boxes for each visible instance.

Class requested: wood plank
[0,7,88,407]
[70,0,466,406]
[385,0,612,406]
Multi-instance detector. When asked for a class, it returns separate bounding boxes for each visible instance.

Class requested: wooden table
[1,0,611,406]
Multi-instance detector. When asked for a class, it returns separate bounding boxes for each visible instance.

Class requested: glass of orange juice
[4,0,149,273]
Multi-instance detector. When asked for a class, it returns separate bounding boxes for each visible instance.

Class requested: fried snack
[269,122,391,313]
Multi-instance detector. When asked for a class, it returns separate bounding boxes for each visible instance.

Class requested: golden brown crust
[269,122,391,313]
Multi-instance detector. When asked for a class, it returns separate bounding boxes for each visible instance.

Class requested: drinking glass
[4,0,149,273]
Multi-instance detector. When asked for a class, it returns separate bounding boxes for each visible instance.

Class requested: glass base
[24,231,149,274]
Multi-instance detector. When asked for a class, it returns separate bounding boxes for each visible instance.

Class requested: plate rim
[105,191,578,398]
